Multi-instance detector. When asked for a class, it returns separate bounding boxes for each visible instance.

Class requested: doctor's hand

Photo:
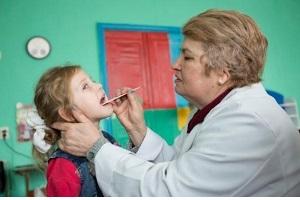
[52,109,101,157]
[113,88,147,146]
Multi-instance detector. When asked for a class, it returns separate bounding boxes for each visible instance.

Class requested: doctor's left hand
[113,87,147,146]
[52,109,101,157]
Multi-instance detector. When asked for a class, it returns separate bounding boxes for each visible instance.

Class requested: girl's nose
[93,82,102,91]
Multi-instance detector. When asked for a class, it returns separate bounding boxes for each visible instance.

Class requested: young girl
[27,65,116,196]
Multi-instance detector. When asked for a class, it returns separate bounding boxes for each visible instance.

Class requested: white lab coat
[94,83,300,196]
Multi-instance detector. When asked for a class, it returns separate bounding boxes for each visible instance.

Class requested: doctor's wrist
[128,139,141,153]
[86,136,108,162]
[128,125,147,146]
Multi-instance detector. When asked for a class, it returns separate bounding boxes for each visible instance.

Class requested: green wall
[0,0,299,196]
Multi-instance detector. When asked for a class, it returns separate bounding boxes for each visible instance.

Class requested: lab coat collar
[187,87,233,133]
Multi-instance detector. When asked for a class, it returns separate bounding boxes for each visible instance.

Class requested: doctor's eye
[184,56,193,61]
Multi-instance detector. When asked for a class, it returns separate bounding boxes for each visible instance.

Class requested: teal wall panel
[111,109,179,148]
[144,109,180,145]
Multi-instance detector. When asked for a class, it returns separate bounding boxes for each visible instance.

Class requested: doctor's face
[172,38,221,108]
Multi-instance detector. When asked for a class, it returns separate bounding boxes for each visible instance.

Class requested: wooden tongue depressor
[102,86,141,105]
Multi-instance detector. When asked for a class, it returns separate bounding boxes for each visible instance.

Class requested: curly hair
[33,65,81,168]
[183,9,268,87]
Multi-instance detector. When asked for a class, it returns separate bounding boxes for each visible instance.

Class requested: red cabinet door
[105,31,176,109]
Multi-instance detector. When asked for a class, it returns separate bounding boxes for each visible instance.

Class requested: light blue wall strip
[168,31,188,107]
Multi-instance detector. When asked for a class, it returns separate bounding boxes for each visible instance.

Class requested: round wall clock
[26,36,51,59]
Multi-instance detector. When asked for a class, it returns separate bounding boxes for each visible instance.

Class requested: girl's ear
[58,107,74,122]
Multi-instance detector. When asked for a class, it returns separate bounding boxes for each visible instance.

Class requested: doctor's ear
[217,68,230,85]
[58,107,75,122]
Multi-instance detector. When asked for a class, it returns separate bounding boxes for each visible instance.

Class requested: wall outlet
[0,127,9,139]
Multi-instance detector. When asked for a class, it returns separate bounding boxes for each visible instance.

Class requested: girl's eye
[83,83,89,90]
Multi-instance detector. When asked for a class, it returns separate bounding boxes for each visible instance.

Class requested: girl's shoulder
[49,149,87,167]
[46,157,81,196]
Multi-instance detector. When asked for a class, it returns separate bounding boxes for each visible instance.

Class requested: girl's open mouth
[100,96,106,105]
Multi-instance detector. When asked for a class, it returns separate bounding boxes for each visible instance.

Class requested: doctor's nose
[172,55,182,70]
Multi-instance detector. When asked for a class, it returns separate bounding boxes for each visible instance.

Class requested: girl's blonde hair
[33,65,81,168]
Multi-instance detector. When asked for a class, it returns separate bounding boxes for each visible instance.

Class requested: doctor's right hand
[52,109,101,157]
[112,87,147,147]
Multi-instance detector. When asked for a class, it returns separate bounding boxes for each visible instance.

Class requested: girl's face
[69,70,113,123]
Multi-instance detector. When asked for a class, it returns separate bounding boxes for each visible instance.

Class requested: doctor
[52,9,300,196]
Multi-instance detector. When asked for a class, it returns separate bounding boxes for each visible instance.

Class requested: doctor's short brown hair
[183,9,268,87]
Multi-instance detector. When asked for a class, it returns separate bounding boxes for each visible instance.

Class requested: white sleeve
[93,106,284,196]
[135,128,176,162]
[94,143,152,196]
[94,138,212,196]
